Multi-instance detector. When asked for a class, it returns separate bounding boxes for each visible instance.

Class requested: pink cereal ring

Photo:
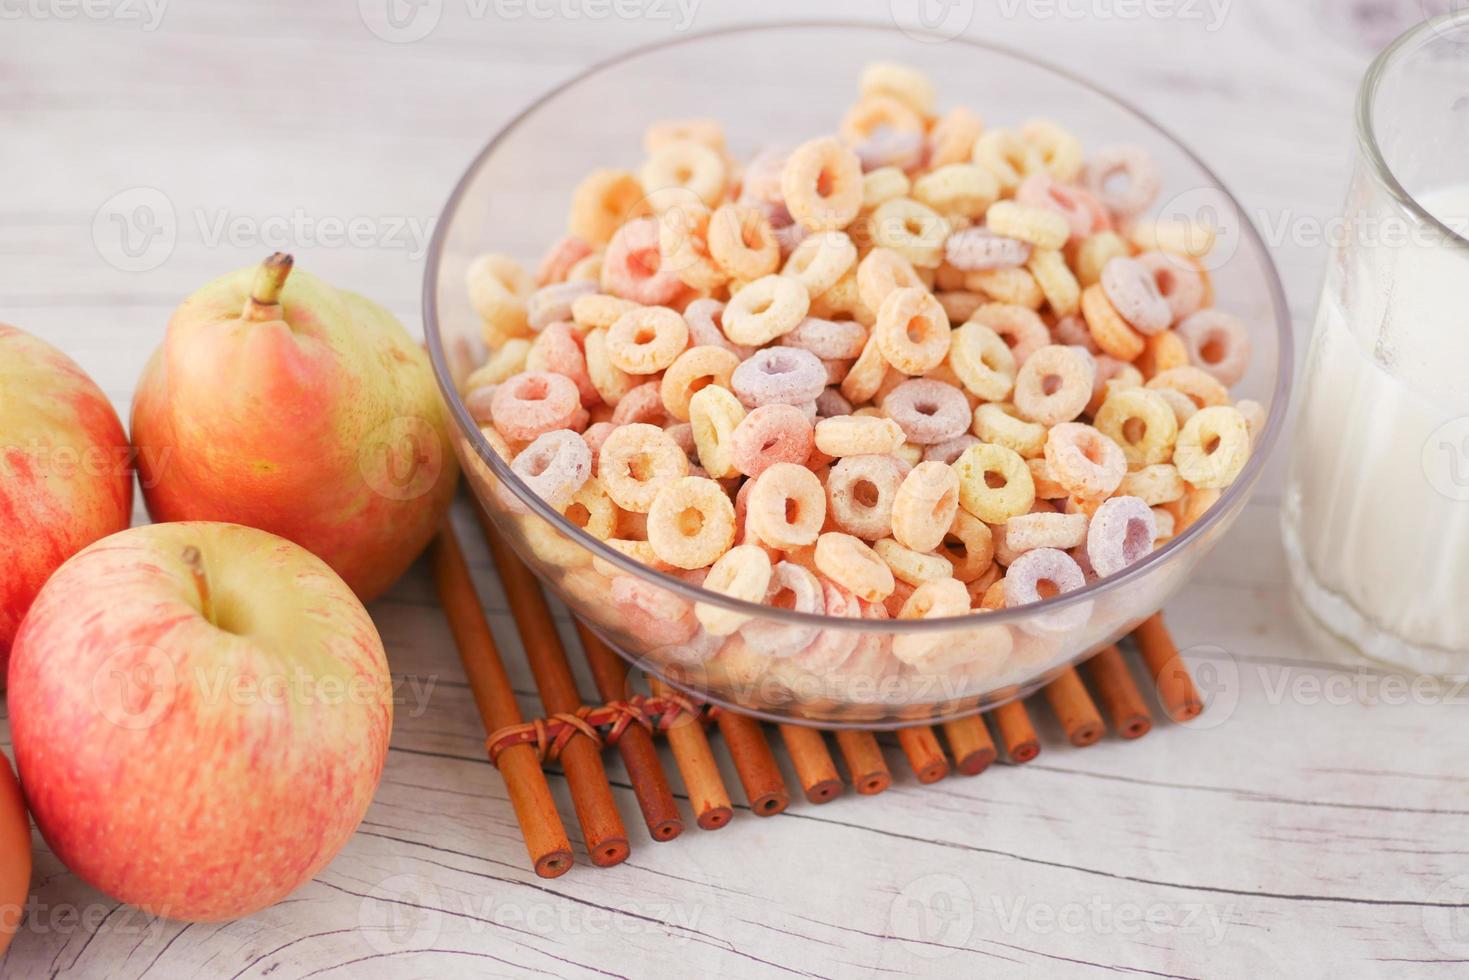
[1015,173,1097,242]
[781,316,869,360]
[730,346,827,409]
[1084,145,1161,219]
[729,403,815,478]
[581,421,616,469]
[610,575,698,647]
[881,378,970,445]
[532,322,597,407]
[1085,495,1157,577]
[527,279,599,331]
[792,580,862,672]
[602,217,684,305]
[610,380,669,427]
[740,559,823,657]
[1135,251,1206,324]
[1043,422,1127,499]
[1100,257,1172,335]
[510,429,593,510]
[683,298,755,359]
[1176,309,1252,387]
[536,235,595,286]
[490,371,583,442]
[944,227,1032,271]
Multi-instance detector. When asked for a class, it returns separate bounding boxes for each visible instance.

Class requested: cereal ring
[792,580,864,673]
[862,166,911,210]
[491,371,583,442]
[571,293,638,331]
[883,379,970,445]
[723,274,810,345]
[1012,344,1095,426]
[1043,422,1126,499]
[1136,251,1206,323]
[1094,387,1178,468]
[815,388,854,419]
[1236,398,1266,448]
[859,61,936,116]
[813,415,905,458]
[1051,313,1098,354]
[657,201,726,291]
[1173,405,1250,489]
[525,322,597,408]
[953,442,1035,523]
[781,136,864,231]
[873,287,951,375]
[924,434,980,466]
[527,280,599,332]
[464,337,531,391]
[781,316,868,360]
[568,169,647,245]
[1135,329,1190,380]
[1100,257,1171,335]
[814,532,895,602]
[972,402,1047,458]
[1117,463,1185,505]
[1085,496,1157,577]
[682,297,753,359]
[912,164,1000,221]
[739,560,823,658]
[927,106,985,169]
[944,227,1032,271]
[869,198,950,269]
[1151,506,1176,542]
[467,253,532,343]
[839,333,890,405]
[856,248,926,316]
[985,200,1070,251]
[707,203,779,281]
[536,235,595,287]
[1027,248,1081,317]
[1083,145,1161,218]
[935,290,986,325]
[938,509,995,583]
[1176,310,1251,386]
[599,422,690,513]
[946,322,1017,401]
[874,538,952,586]
[729,403,814,479]
[1130,219,1216,258]
[826,453,904,539]
[610,383,666,431]
[1003,548,1085,607]
[644,117,726,157]
[660,345,740,421]
[852,127,925,172]
[1080,283,1145,361]
[563,475,617,540]
[696,545,773,635]
[730,346,827,409]
[1026,455,1068,499]
[641,139,727,207]
[1019,119,1084,181]
[747,463,826,549]
[606,305,689,374]
[1145,365,1229,409]
[891,461,961,553]
[783,231,859,299]
[647,475,737,569]
[972,129,1043,194]
[968,303,1050,366]
[1005,511,1088,554]
[840,93,925,145]
[507,428,593,513]
[602,217,683,305]
[1074,231,1131,288]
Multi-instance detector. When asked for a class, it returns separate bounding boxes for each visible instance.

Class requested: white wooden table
[5,2,1468,976]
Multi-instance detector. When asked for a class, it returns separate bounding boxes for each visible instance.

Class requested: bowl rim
[423,18,1294,634]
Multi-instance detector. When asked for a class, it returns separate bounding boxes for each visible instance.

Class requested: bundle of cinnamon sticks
[429,520,1203,878]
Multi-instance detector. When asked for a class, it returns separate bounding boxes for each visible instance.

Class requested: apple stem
[242,252,294,321]
[182,546,214,624]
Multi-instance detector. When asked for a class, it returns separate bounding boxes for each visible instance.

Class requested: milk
[1283,186,1469,673]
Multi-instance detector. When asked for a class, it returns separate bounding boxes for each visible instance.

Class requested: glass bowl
[424,21,1292,728]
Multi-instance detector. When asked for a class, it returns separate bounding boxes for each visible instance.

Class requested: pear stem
[182,546,214,624]
[242,252,294,321]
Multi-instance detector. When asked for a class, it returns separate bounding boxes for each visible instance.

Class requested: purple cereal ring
[1176,309,1252,386]
[490,371,583,442]
[815,388,854,418]
[511,429,593,510]
[731,346,827,409]
[730,403,815,478]
[684,297,755,359]
[602,217,684,305]
[924,433,980,465]
[527,279,599,331]
[944,226,1032,271]
[1085,495,1157,577]
[853,126,925,172]
[1136,251,1206,323]
[1084,145,1161,219]
[781,316,869,360]
[610,380,668,427]
[882,379,970,445]
[1101,257,1172,335]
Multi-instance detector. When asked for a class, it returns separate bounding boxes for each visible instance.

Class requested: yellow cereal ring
[783,231,859,298]
[912,164,1000,221]
[696,545,773,635]
[722,274,810,345]
[571,293,638,330]
[858,61,936,116]
[840,93,925,144]
[1145,366,1229,409]
[946,322,1016,401]
[1019,119,1084,182]
[782,137,864,232]
[463,338,531,391]
[1081,283,1145,361]
[937,509,995,583]
[965,266,1044,309]
[874,537,953,586]
[952,442,1036,523]
[1118,463,1186,505]
[1073,231,1130,288]
[972,402,1047,459]
[870,198,950,269]
[599,422,689,513]
[563,475,618,541]
[583,327,638,407]
[467,253,533,344]
[1027,247,1081,317]
[814,532,895,602]
[688,384,746,479]
[971,128,1043,194]
[647,476,736,569]
[1173,405,1250,489]
[839,333,890,405]
[862,167,911,211]
[813,415,905,457]
[1094,387,1179,468]
[985,201,1070,251]
[641,139,728,207]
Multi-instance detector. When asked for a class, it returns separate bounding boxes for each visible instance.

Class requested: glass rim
[423,18,1295,635]
[1357,9,1469,251]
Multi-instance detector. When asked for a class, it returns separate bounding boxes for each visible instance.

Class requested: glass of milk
[1283,11,1469,675]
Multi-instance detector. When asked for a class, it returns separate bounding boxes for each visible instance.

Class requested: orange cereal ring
[658,201,727,292]
[814,532,895,602]
[1135,329,1190,379]
[874,287,951,375]
[967,302,1050,366]
[707,203,779,281]
[926,106,985,169]
[568,168,647,245]
[1012,344,1094,426]
[747,462,827,549]
[1081,283,1145,361]
[605,305,689,375]
[659,345,740,421]
[1145,365,1229,409]
[856,247,925,315]
[647,475,737,569]
[891,461,961,553]
[781,137,864,232]
[840,93,925,145]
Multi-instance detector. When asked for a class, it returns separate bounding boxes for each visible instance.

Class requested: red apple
[131,253,458,602]
[6,521,392,922]
[0,325,133,675]
[0,753,30,957]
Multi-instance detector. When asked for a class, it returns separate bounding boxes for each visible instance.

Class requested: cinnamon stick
[896,726,950,783]
[833,730,892,794]
[992,700,1040,763]
[476,510,630,866]
[650,677,733,830]
[941,715,997,776]
[1042,666,1104,747]
[429,528,573,878]
[1134,612,1203,723]
[575,621,683,842]
[777,724,843,804]
[1083,645,1152,739]
[716,711,790,816]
